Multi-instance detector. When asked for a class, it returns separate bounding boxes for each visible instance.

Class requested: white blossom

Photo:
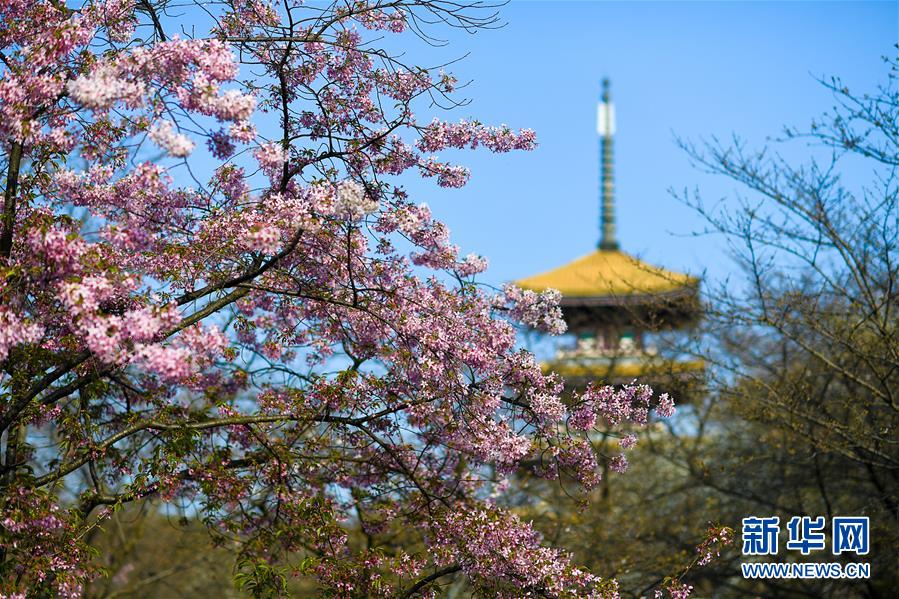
[335,179,378,219]
[148,120,195,157]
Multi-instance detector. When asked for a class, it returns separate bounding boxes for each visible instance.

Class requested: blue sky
[396,0,898,288]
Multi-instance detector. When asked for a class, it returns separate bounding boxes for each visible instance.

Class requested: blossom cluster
[655,582,694,599]
[0,487,98,598]
[0,308,44,362]
[429,507,619,598]
[67,63,146,111]
[417,118,538,153]
[496,283,567,335]
[573,382,675,428]
[353,3,407,33]
[148,120,195,157]
[253,141,286,179]
[0,1,681,597]
[65,36,256,157]
[335,179,378,219]
[696,524,735,566]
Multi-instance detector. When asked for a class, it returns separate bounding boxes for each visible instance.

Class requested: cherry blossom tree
[0,1,677,596]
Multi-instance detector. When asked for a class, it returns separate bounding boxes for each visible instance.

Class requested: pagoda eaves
[515,248,697,306]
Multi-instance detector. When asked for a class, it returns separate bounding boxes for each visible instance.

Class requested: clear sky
[396,0,898,288]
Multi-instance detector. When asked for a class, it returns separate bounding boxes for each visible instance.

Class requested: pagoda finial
[597,78,618,251]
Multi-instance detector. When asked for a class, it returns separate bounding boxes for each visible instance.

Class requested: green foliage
[233,558,290,599]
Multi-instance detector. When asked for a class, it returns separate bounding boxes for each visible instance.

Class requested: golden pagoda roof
[515,249,697,299]
[546,357,705,380]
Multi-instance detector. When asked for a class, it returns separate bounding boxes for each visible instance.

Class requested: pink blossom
[0,309,44,362]
[247,225,281,254]
[498,284,567,335]
[456,252,489,276]
[254,141,286,178]
[657,392,676,417]
[619,433,638,449]
[609,454,629,473]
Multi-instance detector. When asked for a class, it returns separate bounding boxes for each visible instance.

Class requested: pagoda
[516,80,703,385]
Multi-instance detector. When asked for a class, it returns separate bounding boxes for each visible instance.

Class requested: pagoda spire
[597,78,618,251]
